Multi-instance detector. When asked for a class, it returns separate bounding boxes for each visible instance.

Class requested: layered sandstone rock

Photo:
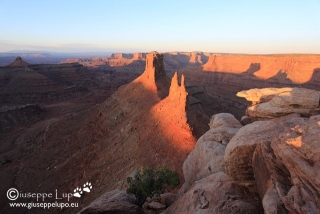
[237,88,320,118]
[252,142,291,214]
[270,115,320,213]
[222,87,320,213]
[250,114,320,214]
[224,114,304,192]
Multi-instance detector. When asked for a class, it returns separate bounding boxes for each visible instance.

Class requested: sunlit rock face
[224,114,305,192]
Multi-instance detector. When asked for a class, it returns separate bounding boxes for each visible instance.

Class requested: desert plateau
[1,1,320,213]
[1,51,320,213]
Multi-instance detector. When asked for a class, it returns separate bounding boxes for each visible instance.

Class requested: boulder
[179,113,242,194]
[179,141,226,195]
[240,115,255,125]
[209,113,243,129]
[78,189,146,214]
[160,193,177,207]
[164,172,262,214]
[147,201,166,210]
[198,113,242,146]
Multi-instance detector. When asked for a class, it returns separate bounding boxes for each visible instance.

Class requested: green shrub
[126,166,180,206]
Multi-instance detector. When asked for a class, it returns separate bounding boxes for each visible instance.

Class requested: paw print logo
[73,187,83,198]
[83,182,92,193]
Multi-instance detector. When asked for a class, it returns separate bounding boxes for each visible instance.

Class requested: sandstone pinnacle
[145,52,166,81]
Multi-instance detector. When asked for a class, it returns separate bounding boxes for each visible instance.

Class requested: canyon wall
[203,54,320,84]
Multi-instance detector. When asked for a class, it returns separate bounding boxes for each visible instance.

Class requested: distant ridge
[6,56,30,67]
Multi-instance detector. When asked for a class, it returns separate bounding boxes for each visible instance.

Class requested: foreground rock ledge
[237,87,320,119]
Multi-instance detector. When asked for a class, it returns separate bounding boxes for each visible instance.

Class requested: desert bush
[126,166,180,207]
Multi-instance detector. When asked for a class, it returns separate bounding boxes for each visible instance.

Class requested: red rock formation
[137,51,170,98]
[141,51,166,85]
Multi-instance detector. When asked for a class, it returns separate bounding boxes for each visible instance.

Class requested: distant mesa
[63,51,211,69]
[6,56,30,67]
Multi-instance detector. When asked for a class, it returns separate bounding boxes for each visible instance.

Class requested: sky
[0,0,320,54]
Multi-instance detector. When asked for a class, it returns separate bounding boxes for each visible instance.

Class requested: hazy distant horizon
[2,50,320,57]
[1,0,320,54]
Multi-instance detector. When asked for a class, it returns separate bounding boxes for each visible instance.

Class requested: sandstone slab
[147,201,166,210]
[164,172,262,214]
[78,189,145,214]
[238,88,320,119]
[237,88,292,104]
[252,142,290,214]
